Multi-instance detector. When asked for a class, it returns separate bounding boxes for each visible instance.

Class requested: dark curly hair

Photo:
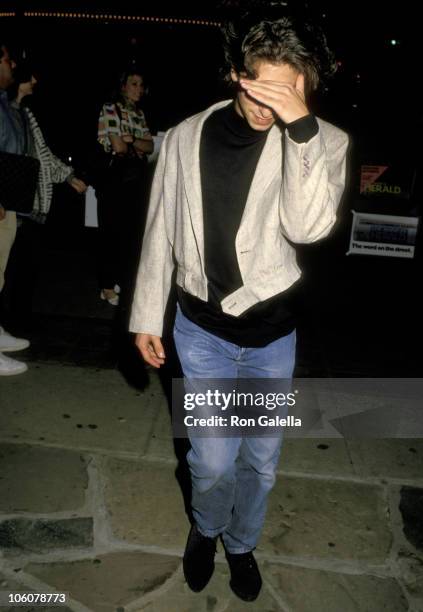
[221,3,336,94]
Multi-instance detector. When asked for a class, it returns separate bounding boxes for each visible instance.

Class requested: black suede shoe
[183,524,217,592]
[225,550,262,601]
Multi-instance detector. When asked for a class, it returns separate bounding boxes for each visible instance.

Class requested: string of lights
[21,12,221,27]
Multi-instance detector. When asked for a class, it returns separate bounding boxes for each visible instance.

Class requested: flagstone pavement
[1,362,423,612]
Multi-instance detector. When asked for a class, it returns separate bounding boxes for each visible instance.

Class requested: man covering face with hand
[130,5,349,602]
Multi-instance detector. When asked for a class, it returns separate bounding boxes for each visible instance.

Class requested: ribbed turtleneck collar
[222,102,270,142]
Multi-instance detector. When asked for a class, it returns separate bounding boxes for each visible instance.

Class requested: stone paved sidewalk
[1,364,423,611]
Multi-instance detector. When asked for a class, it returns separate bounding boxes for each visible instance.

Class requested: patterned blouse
[97,100,151,153]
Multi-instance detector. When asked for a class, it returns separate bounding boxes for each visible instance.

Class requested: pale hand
[135,333,166,368]
[239,73,309,125]
[70,177,88,194]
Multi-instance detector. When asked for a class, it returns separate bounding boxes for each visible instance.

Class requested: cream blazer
[129,100,349,336]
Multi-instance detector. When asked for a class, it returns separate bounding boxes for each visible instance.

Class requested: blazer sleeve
[279,120,349,243]
[129,130,175,337]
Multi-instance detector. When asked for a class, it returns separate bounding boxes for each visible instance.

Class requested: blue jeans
[173,305,296,553]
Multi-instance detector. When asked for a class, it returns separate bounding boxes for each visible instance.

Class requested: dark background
[3,1,421,154]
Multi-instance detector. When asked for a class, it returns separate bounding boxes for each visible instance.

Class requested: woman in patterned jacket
[4,64,87,331]
[10,70,87,222]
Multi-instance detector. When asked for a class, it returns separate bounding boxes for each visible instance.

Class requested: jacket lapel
[178,100,232,266]
[178,102,282,261]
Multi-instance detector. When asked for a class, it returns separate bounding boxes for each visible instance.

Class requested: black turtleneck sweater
[177,102,318,347]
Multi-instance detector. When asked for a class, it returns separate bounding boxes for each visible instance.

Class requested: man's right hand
[135,333,166,368]
[0,206,6,221]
